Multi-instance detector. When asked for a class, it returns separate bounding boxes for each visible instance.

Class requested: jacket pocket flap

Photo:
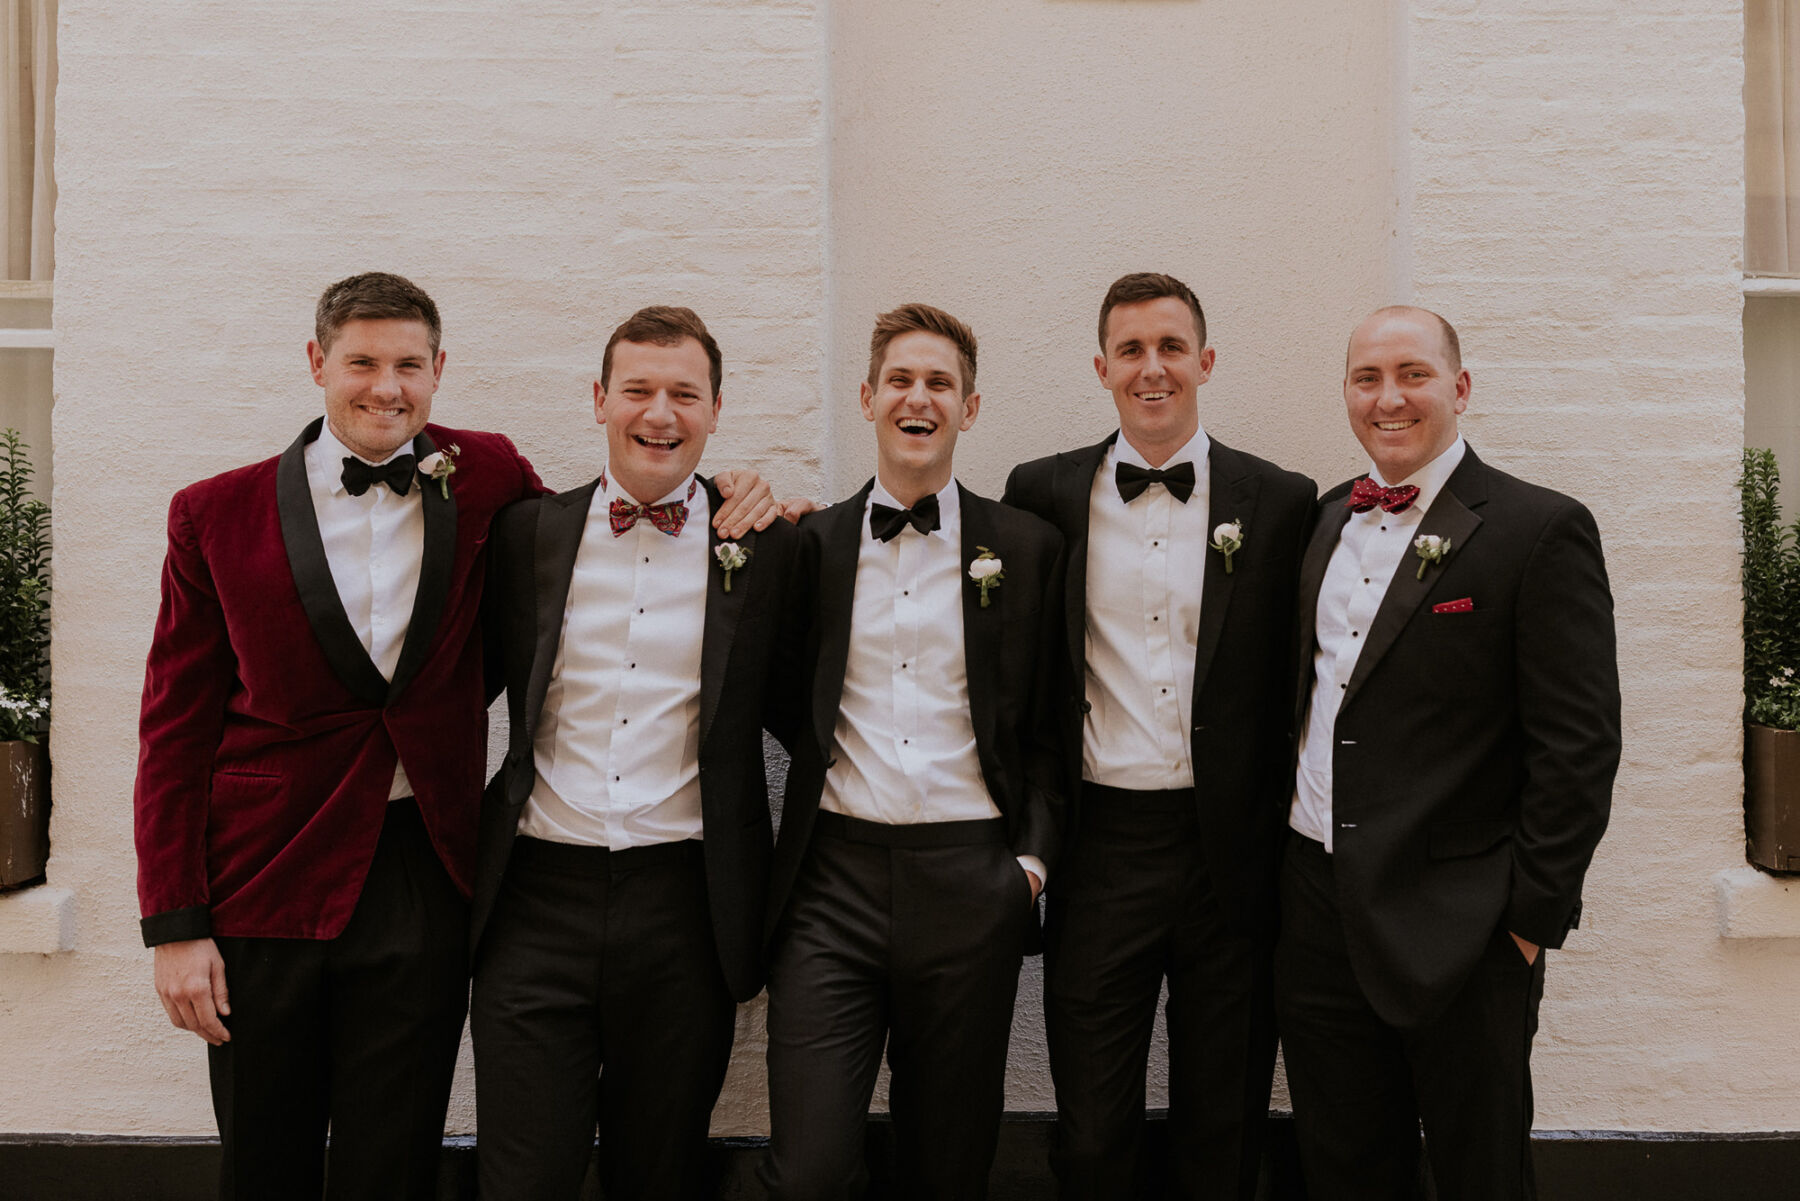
[1429,819,1511,859]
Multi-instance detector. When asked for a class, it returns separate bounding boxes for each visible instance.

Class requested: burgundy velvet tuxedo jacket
[134,418,544,947]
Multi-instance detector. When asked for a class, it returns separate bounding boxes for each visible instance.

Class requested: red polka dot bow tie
[1345,477,1421,514]
[607,475,697,537]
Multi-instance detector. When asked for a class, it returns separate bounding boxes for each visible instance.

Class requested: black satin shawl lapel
[276,418,388,706]
[1191,442,1258,701]
[958,485,1003,764]
[810,481,874,756]
[387,430,457,703]
[523,481,598,737]
[699,476,752,750]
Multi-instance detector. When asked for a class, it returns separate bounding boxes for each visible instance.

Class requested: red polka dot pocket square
[1431,597,1474,614]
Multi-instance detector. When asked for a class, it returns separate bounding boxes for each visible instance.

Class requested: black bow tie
[341,454,417,498]
[1115,460,1195,504]
[870,494,941,542]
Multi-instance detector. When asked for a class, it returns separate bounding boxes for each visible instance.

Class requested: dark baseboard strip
[5,1120,1799,1200]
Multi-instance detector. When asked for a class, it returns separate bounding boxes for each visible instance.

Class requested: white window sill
[0,885,76,953]
[1715,866,1800,938]
[1744,275,1800,297]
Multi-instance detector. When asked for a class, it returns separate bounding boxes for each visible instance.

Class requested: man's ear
[594,379,608,426]
[959,391,981,432]
[1093,352,1109,389]
[709,393,723,434]
[307,340,327,385]
[860,381,876,422]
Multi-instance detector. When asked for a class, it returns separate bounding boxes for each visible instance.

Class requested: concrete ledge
[1715,866,1800,938]
[0,885,76,953]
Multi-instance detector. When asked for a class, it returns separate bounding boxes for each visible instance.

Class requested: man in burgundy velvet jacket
[134,272,547,1201]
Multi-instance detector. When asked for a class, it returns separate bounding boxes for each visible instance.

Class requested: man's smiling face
[1095,295,1213,467]
[860,329,979,504]
[1343,308,1470,483]
[309,318,444,463]
[596,337,721,504]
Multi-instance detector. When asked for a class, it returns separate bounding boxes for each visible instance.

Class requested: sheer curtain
[0,0,53,282]
[1748,0,1800,275]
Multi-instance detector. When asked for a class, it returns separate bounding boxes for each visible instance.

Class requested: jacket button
[1079,701,1092,714]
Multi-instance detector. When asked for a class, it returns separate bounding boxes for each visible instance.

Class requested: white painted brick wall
[1406,0,1763,1130]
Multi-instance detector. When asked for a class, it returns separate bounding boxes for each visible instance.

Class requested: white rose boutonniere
[416,443,461,499]
[1413,533,1452,580]
[968,546,1004,608]
[1209,519,1244,574]
[714,541,751,592]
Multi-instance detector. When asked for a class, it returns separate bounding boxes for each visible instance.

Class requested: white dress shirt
[1082,427,1211,789]
[1290,437,1467,850]
[519,472,710,848]
[303,422,423,801]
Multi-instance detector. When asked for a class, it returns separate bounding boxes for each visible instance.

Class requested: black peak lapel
[699,476,754,750]
[524,480,600,737]
[810,481,875,756]
[1294,496,1352,722]
[276,417,388,707]
[1055,435,1112,682]
[1341,456,1488,709]
[388,430,457,703]
[1191,441,1260,699]
[958,485,1003,772]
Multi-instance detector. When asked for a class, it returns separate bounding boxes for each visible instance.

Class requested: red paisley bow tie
[606,474,697,537]
[1345,477,1420,514]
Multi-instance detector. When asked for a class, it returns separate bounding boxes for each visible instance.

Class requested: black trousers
[206,799,469,1201]
[763,812,1032,1201]
[1273,833,1545,1201]
[1043,784,1276,1200]
[470,836,735,1201]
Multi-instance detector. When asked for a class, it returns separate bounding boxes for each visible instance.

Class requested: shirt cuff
[1016,855,1047,893]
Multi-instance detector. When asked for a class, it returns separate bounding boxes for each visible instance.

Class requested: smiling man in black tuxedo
[1276,306,1619,1200]
[1002,272,1316,1198]
[469,306,806,1201]
[761,303,1066,1199]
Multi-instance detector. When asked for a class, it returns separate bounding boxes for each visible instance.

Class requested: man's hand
[1024,867,1044,905]
[713,470,779,538]
[154,938,231,1046]
[777,497,825,523]
[1509,932,1539,965]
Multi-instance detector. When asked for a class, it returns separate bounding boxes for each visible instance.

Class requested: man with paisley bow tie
[470,305,806,1201]
[1002,272,1316,1198]
[761,303,1065,1198]
[1275,306,1619,1200]
[133,278,772,1201]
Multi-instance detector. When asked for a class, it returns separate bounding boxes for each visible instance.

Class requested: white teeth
[367,408,402,417]
[1139,392,1171,402]
[1375,420,1416,431]
[897,419,937,433]
[637,437,678,447]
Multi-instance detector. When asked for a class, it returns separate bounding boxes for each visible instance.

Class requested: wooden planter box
[0,740,49,889]
[1746,723,1800,873]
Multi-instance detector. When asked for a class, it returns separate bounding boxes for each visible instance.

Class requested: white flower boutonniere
[968,546,1004,608]
[1413,533,1452,580]
[1209,519,1244,575]
[417,443,461,499]
[714,541,750,592]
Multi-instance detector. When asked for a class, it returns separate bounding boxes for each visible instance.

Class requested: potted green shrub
[1741,447,1800,873]
[0,428,50,890]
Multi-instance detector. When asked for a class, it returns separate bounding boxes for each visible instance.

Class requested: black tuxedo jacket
[1299,446,1619,1028]
[472,475,807,1002]
[765,480,1067,952]
[1003,433,1316,933]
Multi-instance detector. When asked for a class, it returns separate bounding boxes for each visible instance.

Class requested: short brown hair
[1097,272,1206,352]
[866,303,978,397]
[315,272,442,355]
[602,305,723,397]
[1359,304,1462,374]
